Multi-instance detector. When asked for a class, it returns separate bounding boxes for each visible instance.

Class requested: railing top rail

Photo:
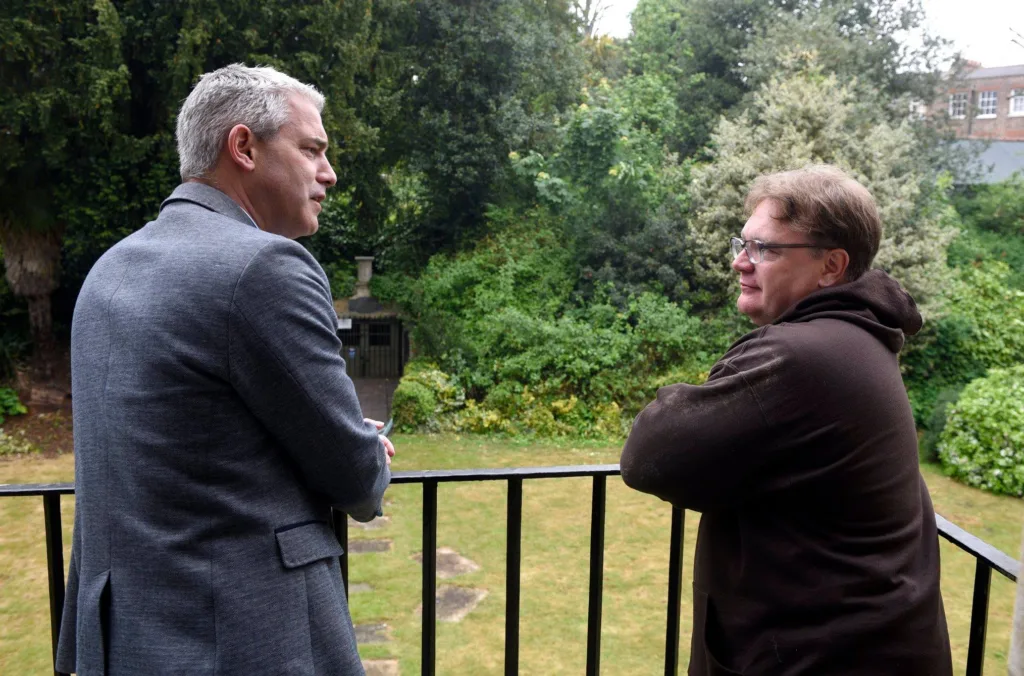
[2,466,1017,582]
[390,464,621,483]
[0,483,74,497]
[0,466,622,497]
[935,513,1019,582]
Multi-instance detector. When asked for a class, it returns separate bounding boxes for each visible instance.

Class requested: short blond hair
[744,165,881,281]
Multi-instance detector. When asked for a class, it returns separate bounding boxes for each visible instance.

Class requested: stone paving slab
[362,659,400,676]
[349,515,391,531]
[411,546,480,579]
[349,539,392,553]
[416,586,488,623]
[354,623,390,644]
[350,377,399,422]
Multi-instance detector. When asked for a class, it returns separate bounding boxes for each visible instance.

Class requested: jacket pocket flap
[275,521,344,569]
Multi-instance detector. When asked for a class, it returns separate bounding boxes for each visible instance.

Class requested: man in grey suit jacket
[56,64,393,675]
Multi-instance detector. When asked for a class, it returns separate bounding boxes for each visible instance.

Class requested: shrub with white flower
[938,365,1024,496]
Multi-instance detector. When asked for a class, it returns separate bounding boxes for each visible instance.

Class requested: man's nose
[319,158,337,188]
[732,250,753,273]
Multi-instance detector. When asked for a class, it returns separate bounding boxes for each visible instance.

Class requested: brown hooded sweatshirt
[621,270,952,675]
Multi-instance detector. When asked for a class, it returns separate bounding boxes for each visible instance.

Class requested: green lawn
[1,436,1020,674]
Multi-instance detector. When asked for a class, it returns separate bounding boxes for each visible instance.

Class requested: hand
[365,418,396,466]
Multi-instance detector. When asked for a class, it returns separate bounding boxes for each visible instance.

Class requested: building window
[948,92,968,119]
[1011,89,1024,117]
[976,91,998,118]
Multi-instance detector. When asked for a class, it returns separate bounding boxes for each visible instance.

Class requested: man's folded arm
[620,359,774,513]
[229,239,389,521]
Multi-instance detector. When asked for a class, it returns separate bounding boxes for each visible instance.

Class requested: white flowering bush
[938,365,1024,496]
[0,428,38,457]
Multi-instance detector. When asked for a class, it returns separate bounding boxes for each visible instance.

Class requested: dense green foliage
[953,174,1024,238]
[948,175,1024,289]
[938,366,1024,497]
[375,0,584,258]
[391,360,466,433]
[627,0,949,158]
[901,262,1024,428]
[0,387,27,426]
[905,178,1024,478]
[382,216,719,436]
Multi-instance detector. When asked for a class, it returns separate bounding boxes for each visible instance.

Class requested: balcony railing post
[586,475,607,676]
[664,507,685,676]
[331,508,349,596]
[422,479,438,676]
[966,559,992,676]
[42,493,67,676]
[505,478,523,676]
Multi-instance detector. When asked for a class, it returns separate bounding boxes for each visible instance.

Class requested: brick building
[936,63,1024,141]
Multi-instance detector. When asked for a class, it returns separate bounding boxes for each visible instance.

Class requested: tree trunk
[574,0,608,37]
[0,220,64,377]
[1010,520,1024,676]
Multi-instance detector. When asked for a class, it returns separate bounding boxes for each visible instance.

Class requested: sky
[595,0,1024,69]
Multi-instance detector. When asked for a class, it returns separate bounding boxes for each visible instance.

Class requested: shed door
[338,319,406,378]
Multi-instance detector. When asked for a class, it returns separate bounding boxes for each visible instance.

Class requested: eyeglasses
[729,237,832,264]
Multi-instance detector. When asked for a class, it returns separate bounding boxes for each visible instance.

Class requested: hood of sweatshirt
[772,269,922,353]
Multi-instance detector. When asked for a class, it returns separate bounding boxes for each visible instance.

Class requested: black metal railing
[935,513,1020,675]
[1,466,1019,676]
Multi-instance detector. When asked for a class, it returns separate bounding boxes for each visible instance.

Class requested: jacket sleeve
[228,238,389,521]
[620,333,807,512]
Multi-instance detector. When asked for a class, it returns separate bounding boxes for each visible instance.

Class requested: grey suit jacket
[56,182,390,675]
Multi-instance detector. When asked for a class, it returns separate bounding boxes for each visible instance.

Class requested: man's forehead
[284,96,328,141]
[742,200,793,239]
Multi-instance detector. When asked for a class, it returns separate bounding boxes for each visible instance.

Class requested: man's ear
[819,248,850,288]
[226,124,256,172]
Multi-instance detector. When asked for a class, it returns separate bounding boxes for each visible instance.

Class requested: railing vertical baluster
[331,508,349,596]
[422,480,438,676]
[664,507,685,676]
[43,494,67,676]
[505,478,523,676]
[586,475,607,676]
[965,559,992,676]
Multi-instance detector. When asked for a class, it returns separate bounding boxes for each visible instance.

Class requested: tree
[560,78,692,304]
[0,0,129,372]
[627,0,768,157]
[627,0,953,158]
[572,0,610,37]
[374,0,585,261]
[3,0,389,374]
[687,63,958,309]
[66,0,385,278]
[739,0,952,111]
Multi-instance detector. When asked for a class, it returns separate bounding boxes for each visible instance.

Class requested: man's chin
[736,297,765,326]
[285,226,319,241]
[293,218,319,239]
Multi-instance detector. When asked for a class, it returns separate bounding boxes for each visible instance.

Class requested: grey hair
[175,64,325,180]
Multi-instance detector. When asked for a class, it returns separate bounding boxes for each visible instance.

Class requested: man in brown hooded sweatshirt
[621,165,952,675]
